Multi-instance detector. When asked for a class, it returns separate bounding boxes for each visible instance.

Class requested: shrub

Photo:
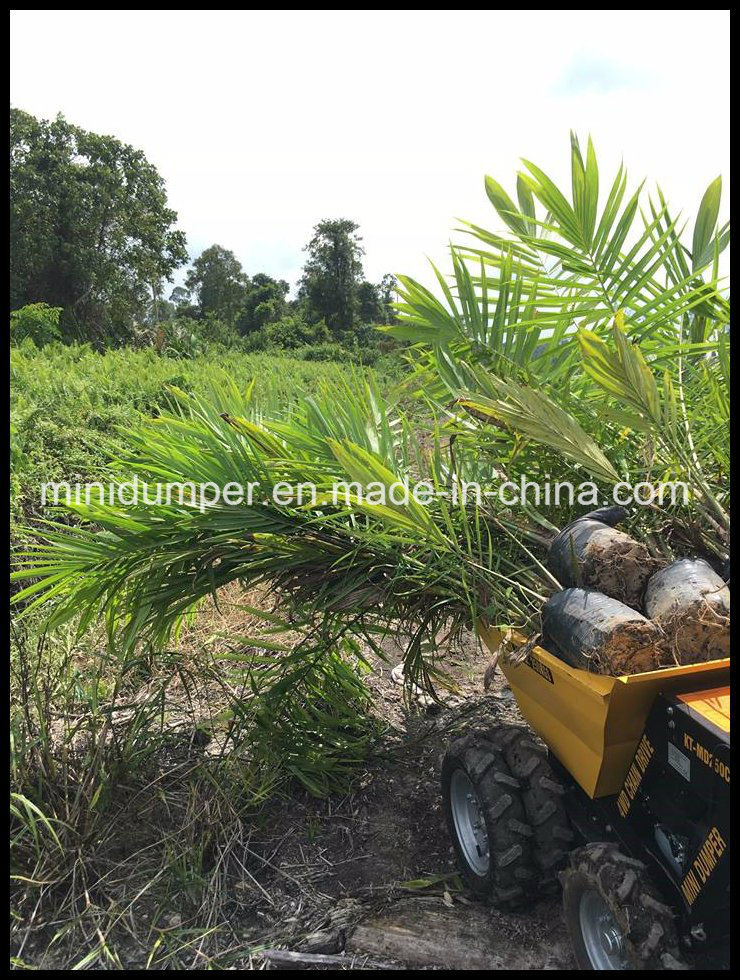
[243,314,331,352]
[10,304,63,347]
[294,341,351,362]
[131,313,243,357]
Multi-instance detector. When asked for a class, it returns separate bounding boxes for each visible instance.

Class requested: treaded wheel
[561,842,688,970]
[441,734,535,909]
[488,724,575,891]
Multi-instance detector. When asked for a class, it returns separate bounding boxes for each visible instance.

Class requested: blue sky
[553,55,652,96]
[10,10,730,296]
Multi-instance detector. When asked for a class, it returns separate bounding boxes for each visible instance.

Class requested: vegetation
[10,341,404,966]
[388,134,729,558]
[10,342,401,536]
[171,223,396,355]
[184,244,251,327]
[298,219,395,336]
[10,133,729,967]
[16,135,730,653]
[11,110,398,365]
[237,272,291,335]
[10,302,62,346]
[10,109,187,344]
[11,340,395,482]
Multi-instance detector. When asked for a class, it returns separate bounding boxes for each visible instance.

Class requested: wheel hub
[449,769,490,875]
[600,922,624,957]
[579,889,628,969]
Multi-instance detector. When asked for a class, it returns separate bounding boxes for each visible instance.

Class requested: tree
[184,245,248,326]
[298,219,365,335]
[169,286,191,308]
[237,273,290,334]
[353,273,399,327]
[357,281,383,324]
[144,297,177,325]
[10,108,187,344]
[378,273,398,324]
[167,285,200,321]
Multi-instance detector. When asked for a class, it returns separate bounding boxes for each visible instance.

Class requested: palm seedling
[12,371,555,791]
[13,135,730,793]
[388,133,729,560]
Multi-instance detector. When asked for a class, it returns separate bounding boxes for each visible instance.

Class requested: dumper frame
[441,627,730,970]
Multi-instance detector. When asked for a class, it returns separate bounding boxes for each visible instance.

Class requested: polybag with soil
[547,506,659,609]
[644,558,730,664]
[542,587,671,676]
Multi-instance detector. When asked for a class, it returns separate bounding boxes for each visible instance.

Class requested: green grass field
[10,341,408,968]
[10,342,402,537]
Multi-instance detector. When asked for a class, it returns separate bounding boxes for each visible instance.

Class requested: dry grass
[10,585,307,968]
[11,580,528,969]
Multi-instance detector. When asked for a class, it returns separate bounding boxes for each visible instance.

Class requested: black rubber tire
[441,734,535,909]
[561,842,688,970]
[488,725,575,892]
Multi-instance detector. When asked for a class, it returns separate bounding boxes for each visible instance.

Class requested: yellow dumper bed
[479,625,730,798]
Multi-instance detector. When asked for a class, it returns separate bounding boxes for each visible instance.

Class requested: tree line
[10,108,396,353]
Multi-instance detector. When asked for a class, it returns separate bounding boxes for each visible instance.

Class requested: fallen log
[542,588,670,676]
[261,948,401,970]
[644,559,730,664]
[345,896,573,970]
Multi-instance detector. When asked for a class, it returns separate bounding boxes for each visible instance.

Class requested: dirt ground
[222,629,576,970]
[12,595,575,970]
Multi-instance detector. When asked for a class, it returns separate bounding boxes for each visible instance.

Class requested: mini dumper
[441,627,730,970]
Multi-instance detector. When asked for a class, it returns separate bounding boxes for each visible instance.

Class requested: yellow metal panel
[478,623,730,798]
[677,687,730,733]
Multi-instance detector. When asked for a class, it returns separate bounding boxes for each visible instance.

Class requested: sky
[10,10,731,296]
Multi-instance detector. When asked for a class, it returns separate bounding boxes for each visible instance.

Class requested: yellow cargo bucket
[478,624,730,799]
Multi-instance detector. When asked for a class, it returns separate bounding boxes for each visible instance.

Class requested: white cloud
[10,10,730,295]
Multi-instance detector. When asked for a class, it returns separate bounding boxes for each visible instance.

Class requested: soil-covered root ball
[542,588,670,676]
[644,558,730,664]
[547,508,660,610]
